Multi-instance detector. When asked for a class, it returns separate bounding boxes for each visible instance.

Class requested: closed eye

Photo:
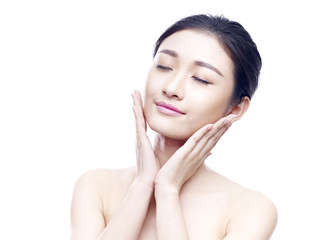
[192,76,211,85]
[156,64,173,71]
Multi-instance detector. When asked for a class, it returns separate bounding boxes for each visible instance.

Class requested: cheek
[145,71,162,96]
[190,101,225,125]
[186,88,232,124]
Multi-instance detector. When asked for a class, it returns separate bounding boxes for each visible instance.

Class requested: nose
[162,73,185,100]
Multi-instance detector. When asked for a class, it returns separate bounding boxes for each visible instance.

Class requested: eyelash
[156,64,211,85]
[156,64,172,71]
[192,76,211,85]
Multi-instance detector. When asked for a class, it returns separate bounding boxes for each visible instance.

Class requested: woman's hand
[155,114,237,191]
[132,91,160,185]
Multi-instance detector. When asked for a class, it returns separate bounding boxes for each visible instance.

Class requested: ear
[227,96,250,121]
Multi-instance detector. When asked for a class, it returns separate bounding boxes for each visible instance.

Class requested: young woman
[70,14,278,240]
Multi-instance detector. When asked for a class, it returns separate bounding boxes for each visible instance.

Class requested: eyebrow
[194,60,224,77]
[158,49,224,77]
[158,49,178,57]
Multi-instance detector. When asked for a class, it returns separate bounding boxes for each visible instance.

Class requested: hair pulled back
[153,14,262,104]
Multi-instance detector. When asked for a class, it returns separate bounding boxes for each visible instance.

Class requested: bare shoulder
[221,188,277,239]
[201,170,277,239]
[74,167,136,195]
[70,167,136,240]
[231,188,278,221]
[223,179,278,239]
[72,167,137,214]
[205,170,277,216]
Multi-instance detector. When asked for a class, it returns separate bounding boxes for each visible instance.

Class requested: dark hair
[153,14,262,104]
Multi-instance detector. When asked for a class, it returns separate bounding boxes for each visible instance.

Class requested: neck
[153,133,186,167]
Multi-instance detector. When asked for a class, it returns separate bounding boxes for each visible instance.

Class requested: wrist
[132,177,155,192]
[154,174,182,192]
[154,181,180,197]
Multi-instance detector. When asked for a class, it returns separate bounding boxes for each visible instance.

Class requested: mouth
[155,102,186,116]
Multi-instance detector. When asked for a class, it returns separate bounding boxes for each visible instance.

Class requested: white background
[0,0,319,239]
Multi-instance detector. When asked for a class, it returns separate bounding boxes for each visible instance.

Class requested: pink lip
[156,102,185,116]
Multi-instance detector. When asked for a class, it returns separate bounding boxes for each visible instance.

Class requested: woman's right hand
[132,91,160,185]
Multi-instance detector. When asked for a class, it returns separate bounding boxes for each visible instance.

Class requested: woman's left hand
[155,114,237,191]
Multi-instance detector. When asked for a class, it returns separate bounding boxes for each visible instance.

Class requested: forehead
[157,29,234,78]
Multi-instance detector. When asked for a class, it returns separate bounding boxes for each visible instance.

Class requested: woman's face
[144,29,235,140]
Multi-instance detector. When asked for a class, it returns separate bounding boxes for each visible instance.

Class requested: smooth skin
[70,30,277,240]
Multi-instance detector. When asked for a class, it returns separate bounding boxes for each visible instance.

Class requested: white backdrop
[0,0,319,239]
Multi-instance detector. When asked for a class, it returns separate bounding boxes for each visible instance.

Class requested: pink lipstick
[156,102,185,116]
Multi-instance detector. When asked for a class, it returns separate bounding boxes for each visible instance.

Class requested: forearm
[98,180,154,240]
[155,184,189,240]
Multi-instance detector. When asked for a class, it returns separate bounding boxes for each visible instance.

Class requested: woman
[70,14,277,240]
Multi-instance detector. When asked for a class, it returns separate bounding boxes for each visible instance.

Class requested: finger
[132,100,147,142]
[168,124,218,179]
[178,114,231,157]
[135,90,144,109]
[132,91,145,127]
[214,114,237,129]
[183,124,213,151]
[198,116,235,158]
[134,91,144,116]
[132,91,142,114]
[170,124,213,162]
[189,115,236,159]
[132,91,147,130]
[202,125,230,158]
[132,107,148,142]
[136,92,147,131]
[167,115,235,164]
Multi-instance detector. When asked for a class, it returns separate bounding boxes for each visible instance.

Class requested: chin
[144,103,213,141]
[147,118,196,141]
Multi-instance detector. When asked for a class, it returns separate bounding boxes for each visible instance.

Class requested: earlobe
[228,97,250,121]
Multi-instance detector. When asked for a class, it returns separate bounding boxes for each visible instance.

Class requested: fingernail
[230,114,237,122]
[223,115,236,125]
[222,117,231,125]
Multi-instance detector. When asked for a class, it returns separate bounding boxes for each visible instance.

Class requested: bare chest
[138,193,230,240]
